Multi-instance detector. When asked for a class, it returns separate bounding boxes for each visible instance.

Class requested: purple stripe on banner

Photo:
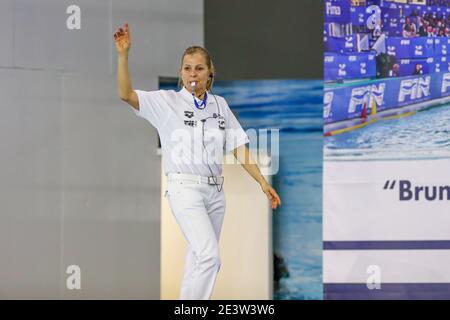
[324,283,450,300]
[323,240,450,250]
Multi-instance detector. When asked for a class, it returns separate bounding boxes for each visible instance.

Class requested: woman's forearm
[241,162,268,186]
[117,52,133,100]
[233,145,281,208]
[233,145,268,186]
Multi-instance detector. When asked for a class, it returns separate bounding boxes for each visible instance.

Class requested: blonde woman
[114,22,281,300]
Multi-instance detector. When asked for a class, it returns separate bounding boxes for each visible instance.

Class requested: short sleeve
[222,98,249,152]
[133,90,168,129]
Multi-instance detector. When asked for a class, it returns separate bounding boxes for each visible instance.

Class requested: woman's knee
[197,253,221,269]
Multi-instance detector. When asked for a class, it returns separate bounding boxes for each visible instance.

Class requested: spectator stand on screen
[403,17,417,38]
[418,19,428,36]
[413,64,423,75]
[389,63,400,78]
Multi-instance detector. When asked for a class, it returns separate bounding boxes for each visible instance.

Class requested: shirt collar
[180,86,214,105]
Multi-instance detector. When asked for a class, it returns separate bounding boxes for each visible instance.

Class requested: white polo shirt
[133,87,249,177]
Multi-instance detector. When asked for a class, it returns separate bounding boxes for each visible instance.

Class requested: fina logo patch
[218,119,225,130]
[184,110,194,118]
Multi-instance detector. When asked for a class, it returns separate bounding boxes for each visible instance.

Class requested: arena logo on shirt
[383,180,450,201]
[184,110,194,118]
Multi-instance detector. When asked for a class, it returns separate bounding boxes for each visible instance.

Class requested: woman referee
[114,22,281,300]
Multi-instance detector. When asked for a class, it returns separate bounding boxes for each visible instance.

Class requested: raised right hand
[114,21,131,54]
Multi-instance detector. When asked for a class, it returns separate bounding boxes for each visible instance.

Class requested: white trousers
[166,174,226,300]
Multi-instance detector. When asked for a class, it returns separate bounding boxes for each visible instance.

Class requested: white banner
[324,158,450,299]
[324,159,450,241]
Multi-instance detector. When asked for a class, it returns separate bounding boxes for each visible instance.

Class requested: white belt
[167,173,224,185]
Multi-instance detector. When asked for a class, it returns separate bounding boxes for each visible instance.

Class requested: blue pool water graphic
[325,104,450,161]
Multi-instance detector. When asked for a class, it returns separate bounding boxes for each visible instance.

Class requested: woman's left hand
[260,182,281,210]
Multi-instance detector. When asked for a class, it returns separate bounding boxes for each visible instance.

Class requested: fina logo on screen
[348,83,385,113]
[383,180,450,201]
[398,76,431,102]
